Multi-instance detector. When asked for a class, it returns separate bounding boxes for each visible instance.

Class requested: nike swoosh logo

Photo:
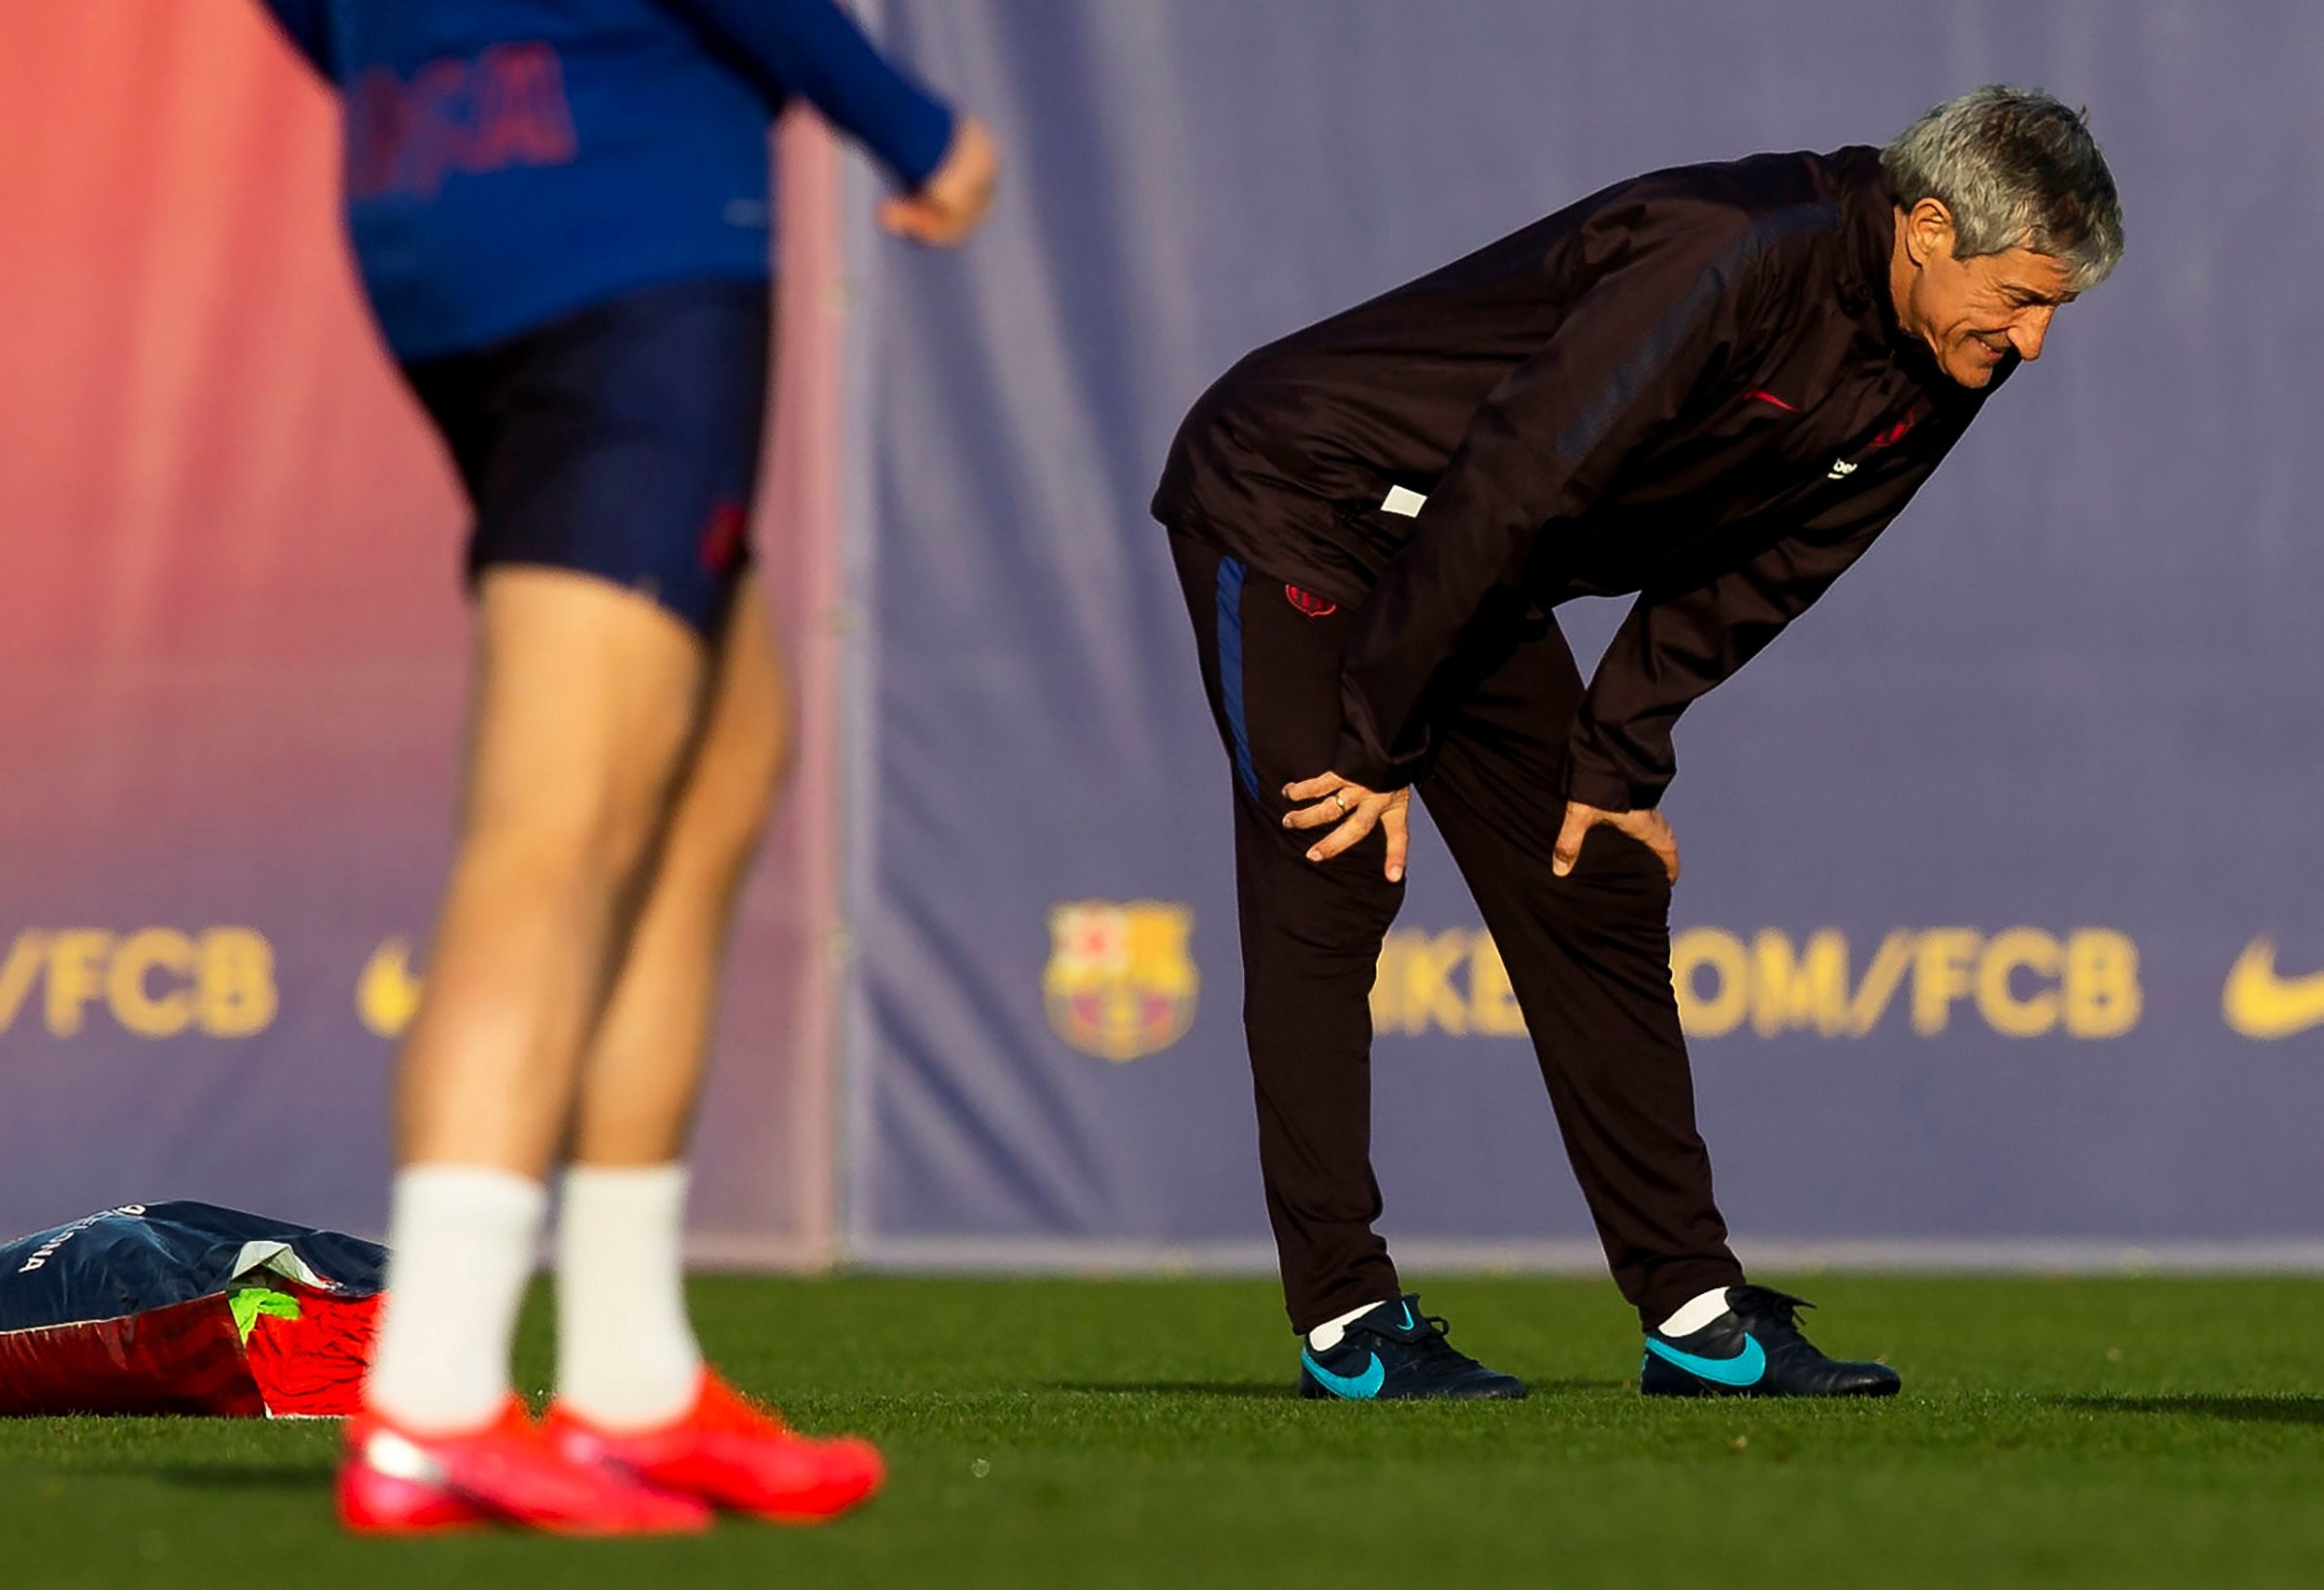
[1301,1349,1387,1400]
[2224,938,2324,1039]
[1644,1334,1768,1388]
[1396,1302,1415,1331]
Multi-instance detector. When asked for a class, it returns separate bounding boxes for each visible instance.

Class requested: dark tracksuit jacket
[1154,146,2013,1330]
[1158,144,2012,811]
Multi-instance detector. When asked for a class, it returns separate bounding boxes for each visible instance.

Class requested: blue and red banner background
[6,3,2323,1272]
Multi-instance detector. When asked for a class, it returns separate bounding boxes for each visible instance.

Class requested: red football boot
[339,1397,714,1536]
[544,1373,885,1523]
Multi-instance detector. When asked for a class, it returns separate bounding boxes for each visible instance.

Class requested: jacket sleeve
[1561,447,1945,811]
[255,0,331,76]
[1332,201,1763,792]
[657,0,957,188]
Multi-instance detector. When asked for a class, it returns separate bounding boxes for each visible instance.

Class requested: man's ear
[1902,197,1957,269]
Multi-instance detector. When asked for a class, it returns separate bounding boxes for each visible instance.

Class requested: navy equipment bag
[0,1202,386,1416]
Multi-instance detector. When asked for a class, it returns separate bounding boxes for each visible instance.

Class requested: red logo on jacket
[1870,410,1920,449]
[1284,585,1338,618]
[348,43,579,201]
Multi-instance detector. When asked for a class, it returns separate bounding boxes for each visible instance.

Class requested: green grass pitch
[7,1274,2324,1588]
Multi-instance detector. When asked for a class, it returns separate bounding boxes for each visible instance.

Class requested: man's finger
[1283,773,1347,801]
[1653,833,1682,885]
[1282,795,1354,831]
[1303,804,1380,862]
[877,197,954,244]
[1624,813,1681,885]
[1383,803,1409,884]
[1551,806,1591,878]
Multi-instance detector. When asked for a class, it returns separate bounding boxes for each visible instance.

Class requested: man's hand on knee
[1552,800,1681,884]
[1282,773,1411,884]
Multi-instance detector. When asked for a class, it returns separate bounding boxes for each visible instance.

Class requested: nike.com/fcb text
[1372,926,2145,1042]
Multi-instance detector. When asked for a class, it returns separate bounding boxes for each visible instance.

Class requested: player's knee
[464,765,681,901]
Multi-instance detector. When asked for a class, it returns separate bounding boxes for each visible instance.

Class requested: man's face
[1895,202,2079,388]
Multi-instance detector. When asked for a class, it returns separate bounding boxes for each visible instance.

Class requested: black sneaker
[1296,1294,1527,1401]
[1639,1284,1899,1398]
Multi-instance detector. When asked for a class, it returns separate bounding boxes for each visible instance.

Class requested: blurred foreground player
[1155,87,2118,1399]
[258,0,995,1532]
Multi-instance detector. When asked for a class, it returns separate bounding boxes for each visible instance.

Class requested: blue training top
[260,0,955,359]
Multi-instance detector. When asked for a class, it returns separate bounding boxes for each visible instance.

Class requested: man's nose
[2009,305,2056,361]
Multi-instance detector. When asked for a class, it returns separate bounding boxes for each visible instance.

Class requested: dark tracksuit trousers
[1170,529,1745,1334]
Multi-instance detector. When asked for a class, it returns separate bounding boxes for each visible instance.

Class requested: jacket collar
[1831,147,1902,337]
[1832,145,1963,389]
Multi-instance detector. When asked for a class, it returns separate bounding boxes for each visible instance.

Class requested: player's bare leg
[569,572,789,1172]
[541,575,885,1520]
[553,578,784,1423]
[394,568,707,1177]
[362,568,706,1425]
[342,568,717,1534]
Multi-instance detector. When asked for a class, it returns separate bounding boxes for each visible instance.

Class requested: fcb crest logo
[1043,901,1198,1062]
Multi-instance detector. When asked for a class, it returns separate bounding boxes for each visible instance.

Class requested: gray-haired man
[1153,86,2123,1398]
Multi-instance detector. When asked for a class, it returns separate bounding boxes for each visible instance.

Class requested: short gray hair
[1882,85,2124,291]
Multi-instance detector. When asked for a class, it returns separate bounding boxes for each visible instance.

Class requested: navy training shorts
[402,276,770,638]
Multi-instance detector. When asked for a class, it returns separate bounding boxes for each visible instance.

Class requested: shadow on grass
[157,1463,331,1491]
[1046,1382,1291,1399]
[38,1462,335,1491]
[2054,1395,2324,1425]
[1047,1377,1627,1399]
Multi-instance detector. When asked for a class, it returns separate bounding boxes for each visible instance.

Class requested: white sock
[364,1163,547,1433]
[1306,1299,1391,1352]
[554,1162,704,1430]
[1657,1287,1735,1338]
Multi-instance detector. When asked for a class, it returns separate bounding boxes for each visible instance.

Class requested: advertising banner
[0,5,846,1260]
[848,0,2324,1265]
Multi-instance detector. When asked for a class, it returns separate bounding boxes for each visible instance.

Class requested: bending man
[1154,86,2119,1400]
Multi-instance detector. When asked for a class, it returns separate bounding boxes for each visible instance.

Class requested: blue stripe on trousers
[1216,556,1260,802]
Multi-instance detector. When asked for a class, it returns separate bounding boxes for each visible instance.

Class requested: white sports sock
[554,1162,704,1430]
[364,1163,547,1433]
[1307,1298,1391,1352]
[1657,1286,1735,1338]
